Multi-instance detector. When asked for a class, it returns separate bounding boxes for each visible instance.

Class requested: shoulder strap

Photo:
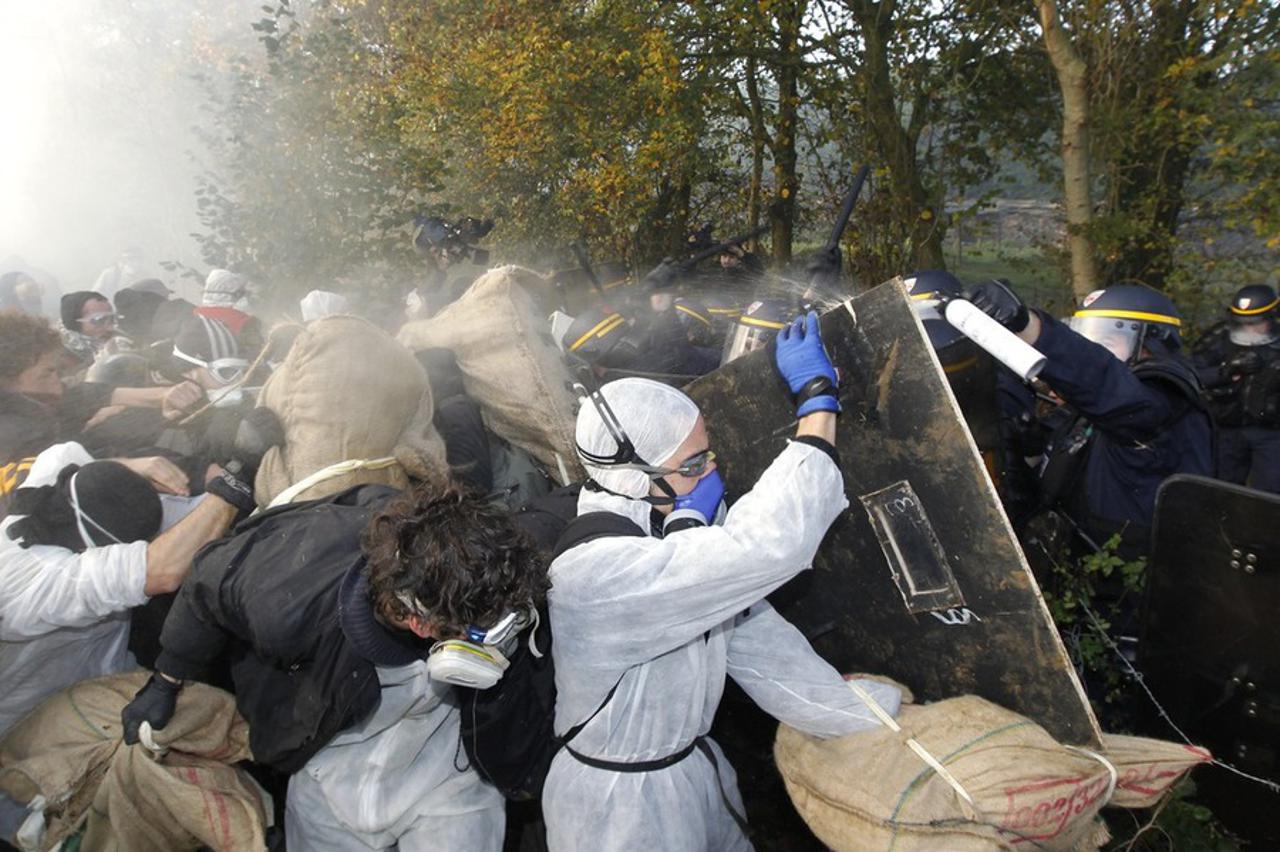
[559,677,623,746]
[551,511,645,560]
[550,510,643,744]
[1133,356,1209,414]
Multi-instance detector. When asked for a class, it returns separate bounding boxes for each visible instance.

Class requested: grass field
[948,241,1076,313]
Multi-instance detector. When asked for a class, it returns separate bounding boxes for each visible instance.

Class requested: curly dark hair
[362,483,548,637]
[0,310,61,385]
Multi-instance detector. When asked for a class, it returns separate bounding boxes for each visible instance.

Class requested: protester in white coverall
[285,658,505,850]
[0,442,238,735]
[544,313,903,851]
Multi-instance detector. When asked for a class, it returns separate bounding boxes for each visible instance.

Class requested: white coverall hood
[574,377,701,532]
[203,268,250,308]
[300,289,351,322]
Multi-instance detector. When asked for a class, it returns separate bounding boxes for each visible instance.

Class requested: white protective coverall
[285,659,505,852]
[0,442,147,735]
[544,378,902,852]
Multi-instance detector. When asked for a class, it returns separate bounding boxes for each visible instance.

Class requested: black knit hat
[175,314,241,363]
[114,289,165,341]
[60,291,108,331]
[7,461,163,552]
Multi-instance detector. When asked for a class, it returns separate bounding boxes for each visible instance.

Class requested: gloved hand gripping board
[687,279,1100,747]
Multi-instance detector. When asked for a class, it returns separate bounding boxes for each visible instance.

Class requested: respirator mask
[425,608,539,689]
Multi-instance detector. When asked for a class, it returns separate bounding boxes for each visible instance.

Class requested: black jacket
[156,484,415,774]
[0,383,113,464]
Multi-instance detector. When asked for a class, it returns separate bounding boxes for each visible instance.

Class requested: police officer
[969,280,1214,560]
[1193,284,1280,493]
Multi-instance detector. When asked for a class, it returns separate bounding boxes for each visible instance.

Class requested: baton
[570,242,604,297]
[827,164,870,250]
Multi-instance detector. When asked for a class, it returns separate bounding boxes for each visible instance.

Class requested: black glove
[122,673,182,745]
[966,278,1029,333]
[1228,350,1264,377]
[806,245,842,288]
[228,407,285,479]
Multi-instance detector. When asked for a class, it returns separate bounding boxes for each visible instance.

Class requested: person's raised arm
[141,492,237,595]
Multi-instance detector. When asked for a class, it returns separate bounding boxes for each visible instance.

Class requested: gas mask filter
[426,640,511,689]
[425,609,537,689]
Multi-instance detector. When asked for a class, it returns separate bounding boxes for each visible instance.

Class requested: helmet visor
[721,321,781,366]
[1228,315,1276,346]
[1067,315,1141,362]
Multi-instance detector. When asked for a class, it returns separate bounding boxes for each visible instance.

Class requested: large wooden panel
[689,279,1099,744]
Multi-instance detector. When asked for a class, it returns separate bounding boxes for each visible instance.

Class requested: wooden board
[688,278,1099,739]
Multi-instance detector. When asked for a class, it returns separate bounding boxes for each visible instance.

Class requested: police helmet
[562,306,642,370]
[673,298,716,347]
[903,269,965,351]
[721,298,790,365]
[702,293,742,333]
[1068,282,1183,362]
[1228,283,1278,345]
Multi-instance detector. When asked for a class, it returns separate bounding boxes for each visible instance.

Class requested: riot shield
[1140,474,1280,846]
[688,279,1098,848]
[689,278,1098,743]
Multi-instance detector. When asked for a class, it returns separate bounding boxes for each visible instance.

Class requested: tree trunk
[768,0,804,266]
[1036,0,1099,299]
[850,0,946,270]
[745,54,766,253]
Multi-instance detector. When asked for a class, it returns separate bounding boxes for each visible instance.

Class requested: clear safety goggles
[78,312,117,329]
[1067,315,1141,362]
[173,349,250,385]
[721,319,784,366]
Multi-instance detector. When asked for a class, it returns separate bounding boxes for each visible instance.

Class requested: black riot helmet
[721,298,790,365]
[1227,283,1278,346]
[673,297,716,347]
[902,269,966,351]
[1068,282,1183,363]
[562,306,643,370]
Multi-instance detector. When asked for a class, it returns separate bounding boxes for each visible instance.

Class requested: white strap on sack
[269,457,399,508]
[1065,745,1119,807]
[845,680,979,818]
[138,721,167,757]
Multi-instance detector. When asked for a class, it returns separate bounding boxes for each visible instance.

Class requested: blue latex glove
[670,469,725,526]
[774,311,840,416]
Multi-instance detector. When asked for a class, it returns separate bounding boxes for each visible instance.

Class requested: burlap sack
[398,265,582,480]
[255,315,448,505]
[1101,733,1211,808]
[775,696,1116,852]
[0,671,266,852]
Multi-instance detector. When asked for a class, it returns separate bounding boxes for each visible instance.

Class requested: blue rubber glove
[667,469,725,530]
[774,311,840,417]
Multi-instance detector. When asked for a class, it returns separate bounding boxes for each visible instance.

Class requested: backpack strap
[551,511,645,560]
[552,511,645,745]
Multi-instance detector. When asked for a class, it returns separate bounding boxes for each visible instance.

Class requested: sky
[0,0,259,300]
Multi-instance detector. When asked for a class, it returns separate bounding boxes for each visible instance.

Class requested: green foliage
[193,0,446,301]
[1104,780,1240,852]
[188,0,1277,306]
[1041,531,1146,707]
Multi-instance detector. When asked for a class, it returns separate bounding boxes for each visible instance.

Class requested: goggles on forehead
[79,312,117,328]
[173,349,250,385]
[393,593,529,647]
